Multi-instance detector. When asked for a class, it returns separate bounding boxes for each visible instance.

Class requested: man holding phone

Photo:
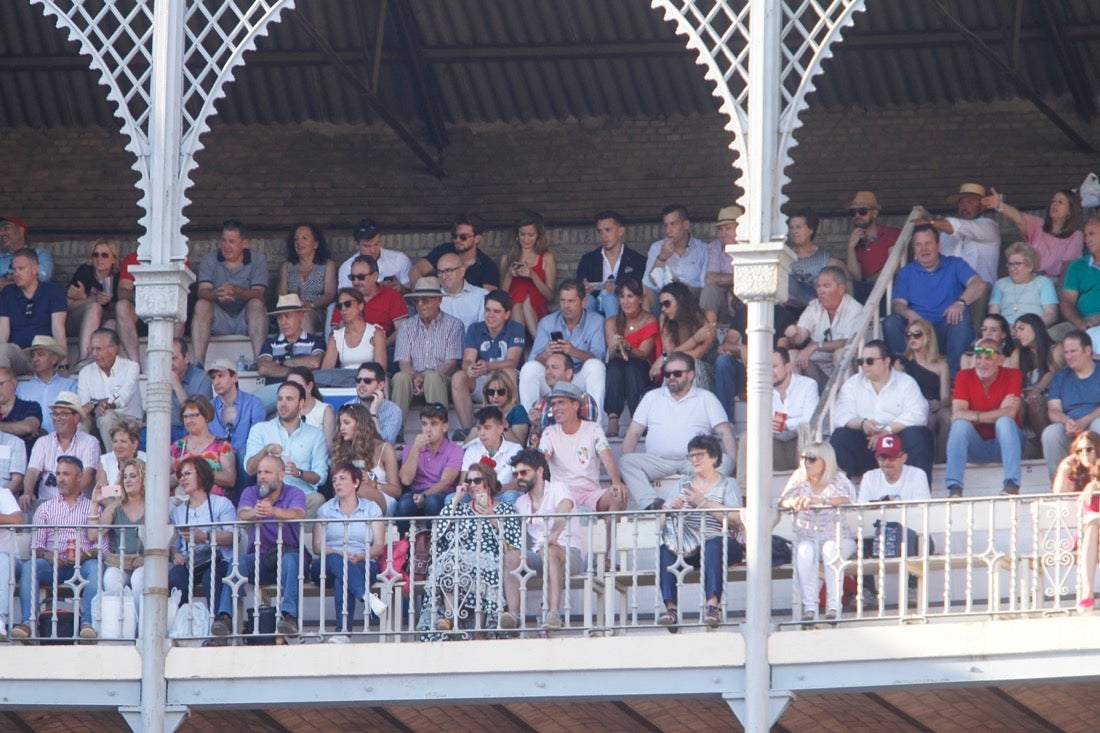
[348,362,402,444]
[337,218,412,291]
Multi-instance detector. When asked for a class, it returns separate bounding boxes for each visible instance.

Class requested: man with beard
[844,191,900,303]
[409,213,500,289]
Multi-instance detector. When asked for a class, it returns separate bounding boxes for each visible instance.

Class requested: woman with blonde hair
[88,457,147,619]
[482,369,529,445]
[500,211,557,337]
[331,402,400,515]
[67,238,123,364]
[1053,431,1100,610]
[894,318,951,463]
[778,441,855,623]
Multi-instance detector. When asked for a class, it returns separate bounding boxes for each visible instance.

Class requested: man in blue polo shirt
[1041,330,1100,478]
[884,224,987,377]
[450,290,526,440]
[0,249,66,375]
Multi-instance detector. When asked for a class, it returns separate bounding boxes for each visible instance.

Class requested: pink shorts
[569,483,607,511]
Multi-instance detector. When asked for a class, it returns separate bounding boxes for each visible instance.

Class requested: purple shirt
[238,483,307,552]
[401,439,463,493]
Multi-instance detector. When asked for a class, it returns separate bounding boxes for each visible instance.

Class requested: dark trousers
[830,425,934,483]
[604,356,654,417]
[659,535,744,605]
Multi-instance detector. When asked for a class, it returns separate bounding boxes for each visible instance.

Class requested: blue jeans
[396,491,451,535]
[168,556,232,617]
[714,354,746,423]
[944,417,1025,489]
[310,554,378,632]
[19,557,98,626]
[659,535,743,605]
[883,312,974,380]
[585,290,619,318]
[220,551,301,619]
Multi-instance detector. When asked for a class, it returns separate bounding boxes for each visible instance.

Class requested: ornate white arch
[30,0,296,259]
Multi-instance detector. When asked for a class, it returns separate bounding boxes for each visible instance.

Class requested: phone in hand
[475,493,490,510]
[550,331,564,342]
[102,484,123,499]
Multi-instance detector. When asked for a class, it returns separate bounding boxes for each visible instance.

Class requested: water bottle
[237,354,248,373]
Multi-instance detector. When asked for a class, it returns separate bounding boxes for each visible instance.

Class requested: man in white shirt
[856,434,931,504]
[76,328,143,449]
[619,352,738,510]
[337,218,412,290]
[830,340,933,482]
[460,406,522,498]
[739,347,820,477]
[437,252,489,330]
[780,265,862,390]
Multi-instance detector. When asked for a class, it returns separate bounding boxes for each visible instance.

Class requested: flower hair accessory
[478,456,497,469]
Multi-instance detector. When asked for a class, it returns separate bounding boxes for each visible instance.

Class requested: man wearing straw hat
[20,391,99,513]
[700,204,743,327]
[844,191,900,303]
[391,277,464,421]
[255,294,326,413]
[16,336,76,435]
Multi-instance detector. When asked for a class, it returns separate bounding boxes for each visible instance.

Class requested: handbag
[104,552,140,572]
[661,515,702,556]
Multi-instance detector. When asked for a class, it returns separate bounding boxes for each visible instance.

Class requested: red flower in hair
[478,456,497,469]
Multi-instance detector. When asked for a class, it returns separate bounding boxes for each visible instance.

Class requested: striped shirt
[394,311,464,372]
[32,494,105,556]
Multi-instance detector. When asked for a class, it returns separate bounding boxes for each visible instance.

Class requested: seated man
[255,294,326,413]
[643,204,708,303]
[519,279,606,409]
[213,454,306,639]
[576,210,647,317]
[883,224,985,378]
[0,365,42,452]
[737,347,820,479]
[699,205,742,326]
[438,253,489,331]
[844,191,901,303]
[168,338,211,441]
[22,392,99,513]
[945,339,1025,497]
[507,449,584,631]
[191,219,268,366]
[1058,216,1100,343]
[208,359,266,500]
[12,456,100,641]
[857,434,931,504]
[620,352,737,510]
[526,352,600,449]
[347,362,403,445]
[391,277,464,422]
[76,328,143,448]
[779,266,861,390]
[338,218,412,290]
[539,382,627,513]
[0,248,66,374]
[335,254,409,355]
[409,213,501,289]
[244,382,329,517]
[397,403,462,530]
[461,406,522,498]
[1041,330,1100,478]
[17,336,76,437]
[830,340,933,482]
[451,290,525,439]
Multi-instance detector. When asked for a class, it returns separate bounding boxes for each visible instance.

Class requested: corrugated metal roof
[1,0,1098,130]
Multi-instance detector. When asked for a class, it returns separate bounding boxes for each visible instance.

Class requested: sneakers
[824,610,838,622]
[1001,481,1020,496]
[946,485,963,499]
[10,624,30,641]
[542,610,563,631]
[800,610,815,624]
[210,613,232,637]
[434,617,453,631]
[499,612,519,630]
[327,634,350,644]
[276,615,299,636]
[704,605,721,629]
[79,624,97,641]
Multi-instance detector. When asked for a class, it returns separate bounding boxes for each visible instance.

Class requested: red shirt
[854,225,901,279]
[952,367,1023,440]
[330,285,408,335]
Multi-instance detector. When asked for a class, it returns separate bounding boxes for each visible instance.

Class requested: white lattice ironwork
[30,0,295,260]
[651,0,866,232]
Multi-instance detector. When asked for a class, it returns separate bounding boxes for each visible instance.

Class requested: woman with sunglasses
[482,370,529,445]
[88,457,147,622]
[277,223,337,333]
[960,314,1018,371]
[319,287,386,385]
[657,433,743,631]
[604,278,659,437]
[421,461,522,635]
[988,242,1059,326]
[67,239,124,365]
[651,282,717,389]
[170,396,235,497]
[778,441,855,624]
[499,211,557,338]
[331,403,400,515]
[894,318,951,462]
[1013,313,1063,439]
[1053,431,1100,610]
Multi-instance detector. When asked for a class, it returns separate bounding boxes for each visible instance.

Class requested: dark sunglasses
[663,369,687,379]
[467,476,485,486]
[92,251,113,258]
[850,208,870,216]
[338,300,358,309]
[453,233,475,242]
[485,387,507,397]
[349,273,371,281]
[857,356,881,366]
[905,330,924,339]
[356,377,377,384]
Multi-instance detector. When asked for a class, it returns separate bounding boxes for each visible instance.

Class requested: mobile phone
[475,494,489,510]
[102,484,123,498]
[550,331,564,342]
[383,275,397,283]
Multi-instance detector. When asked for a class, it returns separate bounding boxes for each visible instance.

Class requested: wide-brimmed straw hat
[847,191,881,211]
[22,335,67,360]
[405,277,443,299]
[268,293,309,315]
[946,183,987,204]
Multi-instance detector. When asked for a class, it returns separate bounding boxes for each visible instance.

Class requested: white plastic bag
[100,590,137,639]
[166,587,181,633]
[168,599,210,639]
[1080,172,1100,208]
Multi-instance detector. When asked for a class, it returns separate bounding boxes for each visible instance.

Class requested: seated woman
[67,239,124,365]
[1052,431,1100,611]
[87,458,146,621]
[168,458,237,636]
[604,278,659,437]
[651,282,717,389]
[959,313,1017,371]
[170,396,236,498]
[1014,313,1063,440]
[96,422,146,486]
[277,223,337,333]
[421,461,522,635]
[656,433,744,631]
[776,209,845,337]
[988,242,1059,326]
[285,366,335,447]
[499,211,556,338]
[310,462,386,636]
[778,440,855,624]
[317,287,386,387]
[331,403,400,515]
[483,369,529,446]
[893,319,951,463]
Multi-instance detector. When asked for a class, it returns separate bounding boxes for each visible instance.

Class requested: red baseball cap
[875,434,904,457]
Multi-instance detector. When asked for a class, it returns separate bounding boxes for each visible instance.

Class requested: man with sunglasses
[333,255,408,364]
[337,218,412,291]
[0,248,66,375]
[350,362,402,445]
[844,191,900,303]
[945,338,1025,497]
[21,391,99,513]
[409,213,500,290]
[620,352,737,511]
[437,252,489,330]
[830,340,933,483]
[1041,330,1100,479]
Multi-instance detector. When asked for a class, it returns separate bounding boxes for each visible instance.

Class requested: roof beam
[933,0,1100,157]
[1037,0,1096,120]
[288,8,446,179]
[389,0,449,147]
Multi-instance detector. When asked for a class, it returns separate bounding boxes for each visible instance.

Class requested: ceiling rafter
[389,0,449,148]
[1037,0,1096,120]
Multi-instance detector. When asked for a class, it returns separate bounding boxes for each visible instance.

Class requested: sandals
[704,605,722,628]
[657,607,678,632]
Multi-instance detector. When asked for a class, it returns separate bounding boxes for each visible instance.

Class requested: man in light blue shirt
[207,359,266,502]
[16,336,76,434]
[245,381,329,516]
[519,279,606,410]
[643,204,709,302]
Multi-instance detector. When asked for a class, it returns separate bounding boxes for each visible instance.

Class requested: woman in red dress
[500,211,556,337]
[603,278,660,437]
